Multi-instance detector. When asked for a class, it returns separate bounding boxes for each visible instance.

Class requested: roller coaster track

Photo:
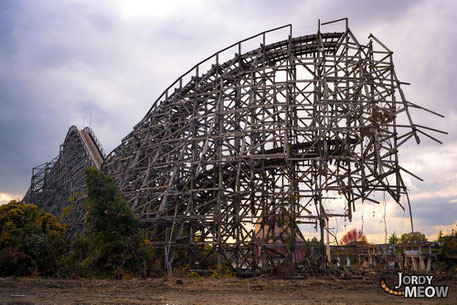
[23,126,105,238]
[24,19,445,274]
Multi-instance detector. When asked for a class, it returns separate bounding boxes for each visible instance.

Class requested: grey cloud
[391,196,457,236]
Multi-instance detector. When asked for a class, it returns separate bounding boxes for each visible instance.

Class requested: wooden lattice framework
[24,19,445,275]
[102,19,444,274]
[24,126,105,238]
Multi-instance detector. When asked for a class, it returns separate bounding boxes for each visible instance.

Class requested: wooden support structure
[102,19,444,274]
[24,19,445,275]
[23,126,105,239]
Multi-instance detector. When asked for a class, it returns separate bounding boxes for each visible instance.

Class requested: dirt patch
[0,274,456,304]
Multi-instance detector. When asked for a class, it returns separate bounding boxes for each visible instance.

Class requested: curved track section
[23,126,105,238]
[103,21,444,274]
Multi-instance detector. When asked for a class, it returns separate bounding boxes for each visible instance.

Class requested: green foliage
[58,233,91,277]
[388,231,399,244]
[0,169,163,279]
[0,200,66,277]
[399,231,427,244]
[211,261,233,279]
[187,271,200,279]
[67,167,156,278]
[436,229,457,272]
[438,230,457,257]
[61,204,76,221]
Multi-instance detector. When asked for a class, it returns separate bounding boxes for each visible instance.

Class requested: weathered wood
[23,126,105,239]
[25,19,444,276]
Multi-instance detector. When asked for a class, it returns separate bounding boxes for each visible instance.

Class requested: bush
[0,200,66,276]
[58,233,91,277]
[0,247,36,276]
[211,261,233,278]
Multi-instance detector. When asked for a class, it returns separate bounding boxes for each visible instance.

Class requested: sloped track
[23,126,105,239]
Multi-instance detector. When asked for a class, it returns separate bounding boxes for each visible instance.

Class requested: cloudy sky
[1,0,456,242]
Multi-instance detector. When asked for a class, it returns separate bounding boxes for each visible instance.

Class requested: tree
[308,236,320,246]
[0,200,66,276]
[399,232,427,244]
[388,231,399,244]
[73,167,150,277]
[341,229,368,246]
[438,232,457,257]
[437,231,444,242]
[436,228,457,271]
[437,227,457,257]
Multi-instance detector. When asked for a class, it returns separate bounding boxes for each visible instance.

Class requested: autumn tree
[341,229,368,246]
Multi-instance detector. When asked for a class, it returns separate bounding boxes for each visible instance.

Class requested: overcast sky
[1,0,456,242]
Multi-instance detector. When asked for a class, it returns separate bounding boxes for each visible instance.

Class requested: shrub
[0,200,66,276]
[211,261,233,279]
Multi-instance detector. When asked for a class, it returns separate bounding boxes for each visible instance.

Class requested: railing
[83,126,106,158]
[146,24,293,115]
[319,17,348,32]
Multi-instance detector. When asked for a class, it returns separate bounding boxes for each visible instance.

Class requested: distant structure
[334,241,436,272]
[25,18,445,275]
[23,126,105,239]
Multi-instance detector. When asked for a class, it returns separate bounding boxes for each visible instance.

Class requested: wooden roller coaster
[24,19,446,275]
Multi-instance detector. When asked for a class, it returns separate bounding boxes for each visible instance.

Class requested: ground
[0,274,456,305]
